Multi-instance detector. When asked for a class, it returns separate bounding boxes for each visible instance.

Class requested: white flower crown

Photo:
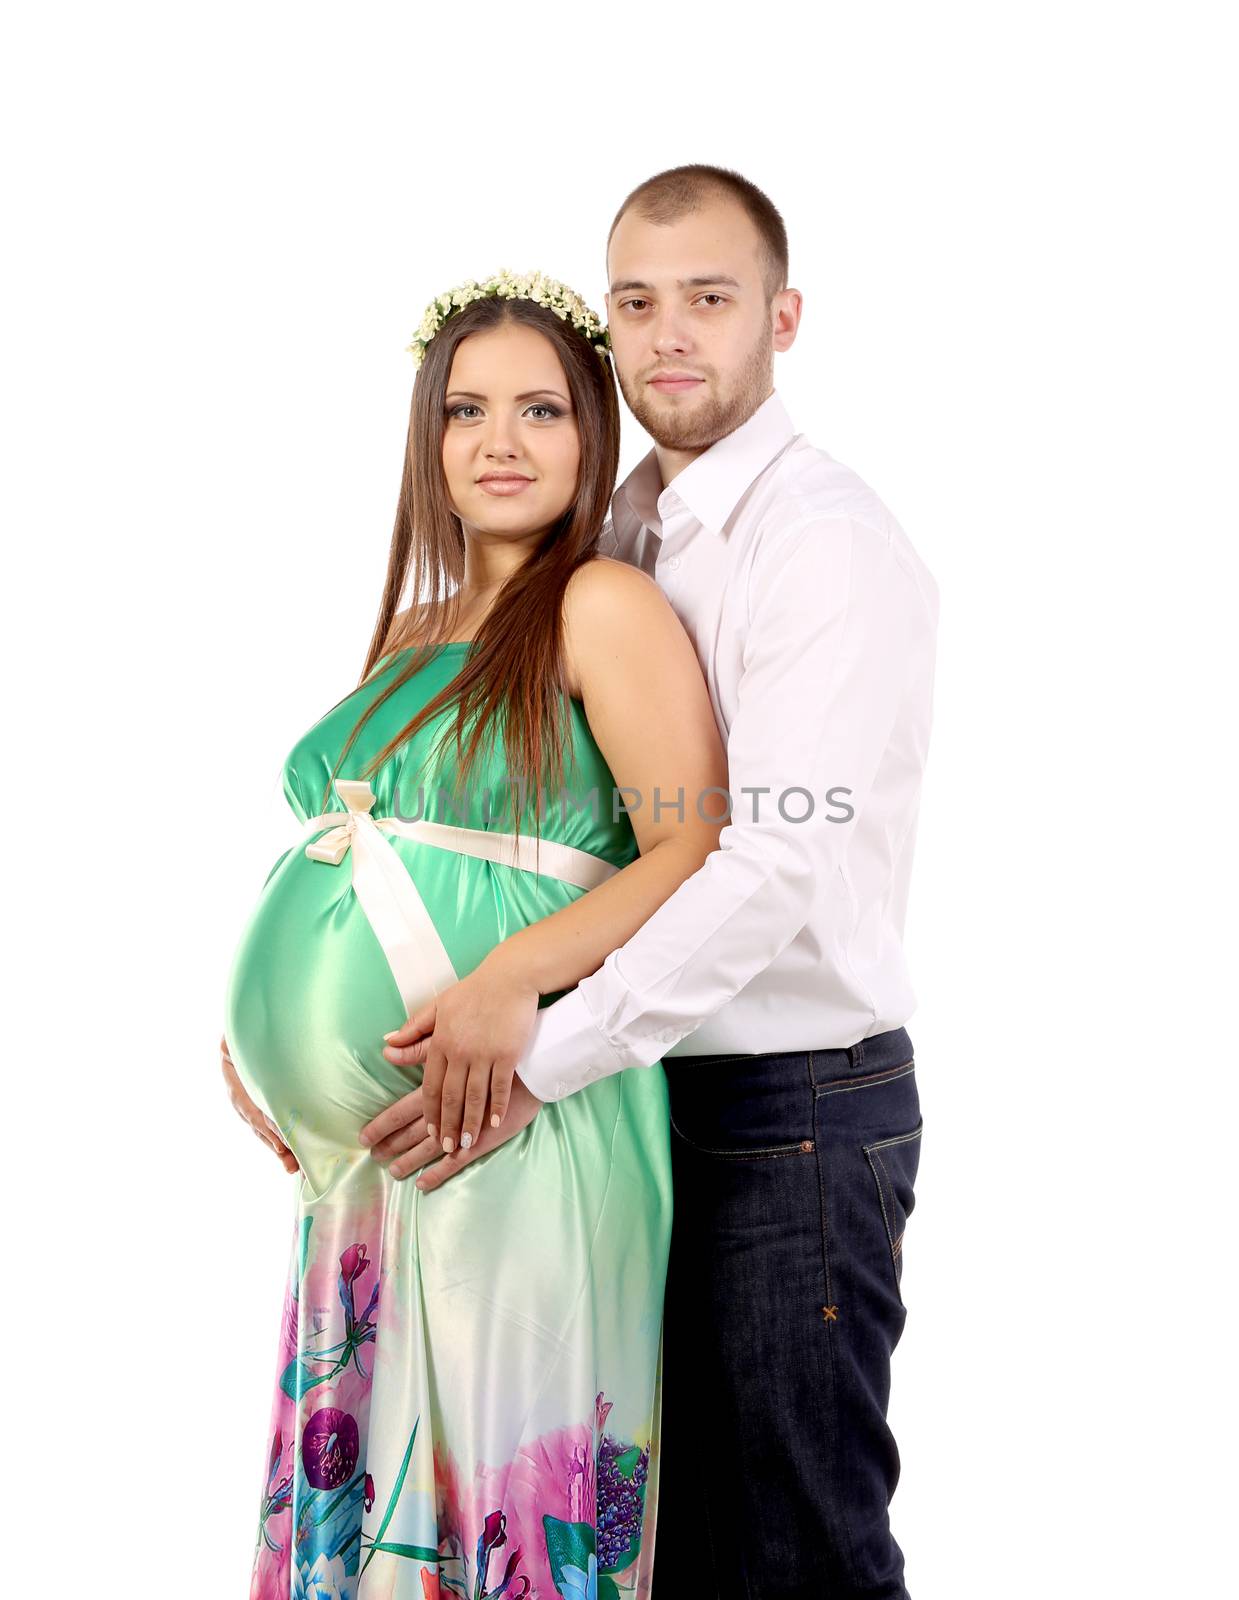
[406,268,612,370]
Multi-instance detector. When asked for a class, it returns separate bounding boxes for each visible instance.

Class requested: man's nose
[650,307,693,353]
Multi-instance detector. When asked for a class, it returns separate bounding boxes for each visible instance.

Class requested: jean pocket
[863,1118,924,1300]
[666,1053,815,1159]
[669,1124,815,1160]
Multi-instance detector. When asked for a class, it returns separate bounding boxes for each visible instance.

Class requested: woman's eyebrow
[445,389,571,403]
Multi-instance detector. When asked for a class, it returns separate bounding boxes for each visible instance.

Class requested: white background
[4,3,1234,1594]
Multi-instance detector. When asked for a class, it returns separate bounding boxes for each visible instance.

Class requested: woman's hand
[381,957,542,1156]
[220,1035,300,1175]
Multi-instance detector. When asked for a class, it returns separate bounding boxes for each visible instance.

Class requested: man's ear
[773,287,803,353]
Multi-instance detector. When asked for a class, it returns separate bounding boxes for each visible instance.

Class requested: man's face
[605,197,786,452]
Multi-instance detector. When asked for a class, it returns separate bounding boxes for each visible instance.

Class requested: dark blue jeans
[652,1027,922,1598]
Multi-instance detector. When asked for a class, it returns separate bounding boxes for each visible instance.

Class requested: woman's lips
[477,477,534,496]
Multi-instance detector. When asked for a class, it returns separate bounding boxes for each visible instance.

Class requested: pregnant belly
[223,853,423,1166]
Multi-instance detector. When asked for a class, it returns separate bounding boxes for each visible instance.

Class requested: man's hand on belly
[358,1075,544,1187]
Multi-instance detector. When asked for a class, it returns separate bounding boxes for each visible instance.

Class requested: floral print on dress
[251,1214,387,1598]
[251,1192,656,1599]
[426,1393,651,1600]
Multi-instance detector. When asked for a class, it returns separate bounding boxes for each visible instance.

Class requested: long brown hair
[322,293,621,844]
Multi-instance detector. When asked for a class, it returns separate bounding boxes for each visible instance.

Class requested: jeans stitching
[863,1117,923,1302]
[815,1060,916,1097]
[864,1123,924,1153]
[866,1147,899,1268]
[812,1068,862,1583]
[811,1079,834,1311]
[667,1119,814,1161]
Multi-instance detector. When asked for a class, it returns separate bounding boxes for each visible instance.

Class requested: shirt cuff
[516,987,629,1103]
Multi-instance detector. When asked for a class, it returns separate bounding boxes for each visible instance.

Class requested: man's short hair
[607,164,789,304]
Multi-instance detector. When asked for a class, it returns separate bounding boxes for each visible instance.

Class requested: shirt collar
[612,388,799,540]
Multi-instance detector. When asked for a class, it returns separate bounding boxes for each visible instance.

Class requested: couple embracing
[222,161,938,1600]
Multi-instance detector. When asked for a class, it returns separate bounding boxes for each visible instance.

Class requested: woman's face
[441,322,581,543]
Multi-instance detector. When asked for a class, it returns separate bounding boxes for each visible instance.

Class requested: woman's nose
[482,422,520,458]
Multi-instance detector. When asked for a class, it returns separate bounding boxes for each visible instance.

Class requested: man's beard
[618,322,775,452]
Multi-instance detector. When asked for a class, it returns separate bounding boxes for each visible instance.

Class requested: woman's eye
[446,403,562,421]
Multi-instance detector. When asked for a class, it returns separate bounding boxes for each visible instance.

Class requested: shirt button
[663,556,681,572]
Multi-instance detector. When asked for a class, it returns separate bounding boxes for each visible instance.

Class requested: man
[365,163,938,1598]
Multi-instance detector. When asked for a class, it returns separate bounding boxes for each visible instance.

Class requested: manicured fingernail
[442,1137,454,1154]
[490,1114,501,1128]
[426,1124,437,1139]
[383,1030,397,1040]
[358,1131,372,1146]
[460,1132,473,1149]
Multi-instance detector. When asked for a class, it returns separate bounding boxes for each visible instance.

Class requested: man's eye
[622,299,649,312]
[699,294,726,306]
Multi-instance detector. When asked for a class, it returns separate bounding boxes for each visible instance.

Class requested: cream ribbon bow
[303,778,459,1009]
[305,779,384,865]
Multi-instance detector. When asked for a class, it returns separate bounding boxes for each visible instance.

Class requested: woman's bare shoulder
[562,556,687,699]
[564,555,667,626]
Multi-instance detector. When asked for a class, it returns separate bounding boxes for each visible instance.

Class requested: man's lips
[649,374,704,392]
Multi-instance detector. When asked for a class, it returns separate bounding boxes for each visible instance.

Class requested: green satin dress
[224,642,672,1600]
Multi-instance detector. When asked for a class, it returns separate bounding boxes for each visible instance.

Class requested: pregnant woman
[221,271,728,1600]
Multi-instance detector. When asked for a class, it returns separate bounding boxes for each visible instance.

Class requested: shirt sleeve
[515,515,927,1102]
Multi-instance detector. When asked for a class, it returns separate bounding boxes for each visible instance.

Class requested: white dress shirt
[516,388,939,1102]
